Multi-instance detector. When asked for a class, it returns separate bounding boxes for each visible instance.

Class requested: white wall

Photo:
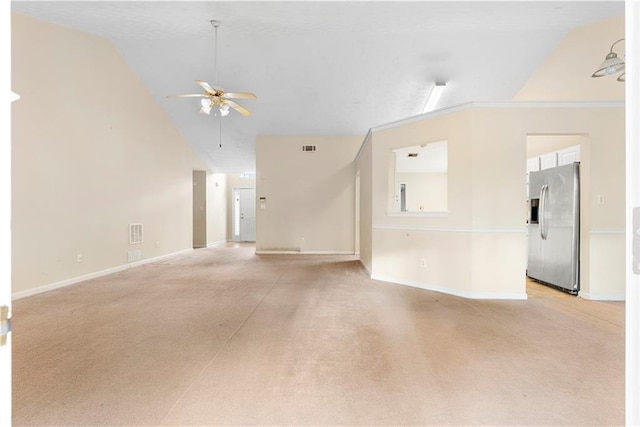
[256,135,362,253]
[11,13,205,297]
[395,172,448,212]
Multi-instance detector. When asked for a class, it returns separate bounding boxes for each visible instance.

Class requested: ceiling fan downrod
[210,20,220,85]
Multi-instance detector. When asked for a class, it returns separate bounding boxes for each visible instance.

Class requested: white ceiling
[11,1,624,173]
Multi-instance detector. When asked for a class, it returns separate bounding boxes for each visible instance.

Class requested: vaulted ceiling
[11,1,624,173]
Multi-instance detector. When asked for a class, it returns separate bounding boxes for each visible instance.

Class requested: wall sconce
[591,38,625,82]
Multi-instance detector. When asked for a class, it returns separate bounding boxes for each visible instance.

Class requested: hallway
[12,244,624,425]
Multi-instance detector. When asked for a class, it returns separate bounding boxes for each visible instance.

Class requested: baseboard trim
[579,292,626,301]
[360,259,371,275]
[371,274,528,300]
[256,250,354,255]
[12,248,194,300]
[207,240,227,248]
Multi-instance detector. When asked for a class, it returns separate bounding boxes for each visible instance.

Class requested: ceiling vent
[408,153,419,157]
[129,223,143,245]
[302,145,317,152]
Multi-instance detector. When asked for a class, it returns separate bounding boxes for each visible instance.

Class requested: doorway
[525,134,587,296]
[192,171,207,248]
[233,188,256,242]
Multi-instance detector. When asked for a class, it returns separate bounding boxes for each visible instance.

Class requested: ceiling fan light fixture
[592,52,625,77]
[167,19,256,118]
[617,72,625,82]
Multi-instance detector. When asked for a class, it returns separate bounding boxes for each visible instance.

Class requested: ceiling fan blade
[195,80,216,94]
[167,94,208,98]
[222,92,257,100]
[225,99,251,116]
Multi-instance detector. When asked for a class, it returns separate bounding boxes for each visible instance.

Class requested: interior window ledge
[386,211,449,217]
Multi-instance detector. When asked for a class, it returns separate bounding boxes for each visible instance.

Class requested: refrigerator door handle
[540,185,549,240]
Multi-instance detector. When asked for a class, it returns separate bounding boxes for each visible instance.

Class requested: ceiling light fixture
[423,82,447,113]
[591,38,625,81]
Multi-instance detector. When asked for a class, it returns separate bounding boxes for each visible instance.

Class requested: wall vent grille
[127,250,142,262]
[129,223,143,244]
[302,145,317,152]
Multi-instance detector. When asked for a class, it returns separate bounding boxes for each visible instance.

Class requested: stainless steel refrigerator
[527,162,580,294]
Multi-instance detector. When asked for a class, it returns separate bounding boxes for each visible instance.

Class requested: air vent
[408,153,419,157]
[127,250,142,263]
[129,223,143,245]
[302,145,317,152]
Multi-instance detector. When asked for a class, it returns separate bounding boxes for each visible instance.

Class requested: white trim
[373,224,527,234]
[371,103,470,133]
[256,250,354,255]
[369,101,624,134]
[386,211,449,217]
[207,239,227,248]
[372,274,528,300]
[354,129,372,163]
[360,259,371,275]
[626,3,640,424]
[589,228,626,235]
[579,292,626,301]
[11,248,194,300]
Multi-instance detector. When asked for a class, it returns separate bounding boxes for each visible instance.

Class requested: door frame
[192,170,207,248]
[625,1,639,423]
[232,187,256,242]
[1,1,12,423]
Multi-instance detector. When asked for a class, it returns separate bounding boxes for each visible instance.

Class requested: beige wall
[363,103,624,299]
[207,173,228,246]
[355,133,373,272]
[11,13,205,296]
[256,135,362,253]
[515,15,625,101]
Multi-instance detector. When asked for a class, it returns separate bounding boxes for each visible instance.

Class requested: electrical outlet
[154,241,159,248]
[421,259,427,268]
[76,253,83,263]
[597,195,605,205]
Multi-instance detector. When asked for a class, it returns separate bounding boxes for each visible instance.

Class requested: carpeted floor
[12,243,624,426]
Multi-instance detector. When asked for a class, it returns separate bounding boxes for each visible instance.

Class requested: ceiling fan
[167,20,256,117]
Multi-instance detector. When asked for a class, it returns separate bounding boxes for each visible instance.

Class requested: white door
[239,188,256,242]
[626,2,640,424]
[1,3,13,423]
